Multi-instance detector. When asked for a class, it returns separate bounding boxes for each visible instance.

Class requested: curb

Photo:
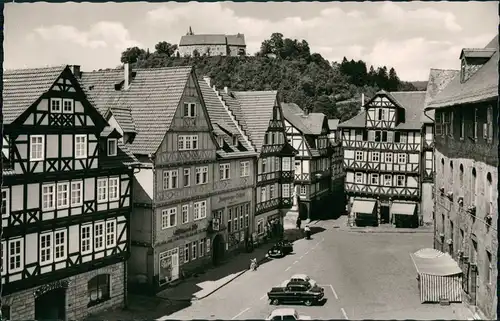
[343,228,433,234]
[192,255,269,301]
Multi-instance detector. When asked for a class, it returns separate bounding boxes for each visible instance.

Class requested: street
[158,221,462,320]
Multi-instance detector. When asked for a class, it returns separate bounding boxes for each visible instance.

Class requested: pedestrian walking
[296,217,302,229]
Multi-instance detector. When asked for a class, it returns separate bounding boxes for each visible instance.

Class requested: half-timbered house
[218,89,296,242]
[425,36,498,320]
[328,119,346,216]
[281,103,335,220]
[338,88,435,228]
[80,65,224,292]
[1,65,137,320]
[198,76,257,260]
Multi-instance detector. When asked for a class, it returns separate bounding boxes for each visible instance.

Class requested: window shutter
[387,131,394,142]
[368,131,375,141]
[179,247,184,264]
[394,132,401,143]
[362,130,368,141]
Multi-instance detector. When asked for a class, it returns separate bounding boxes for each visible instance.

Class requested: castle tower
[187,26,194,35]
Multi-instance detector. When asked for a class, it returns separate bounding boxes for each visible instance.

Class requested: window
[206,238,211,252]
[71,181,83,206]
[1,189,9,218]
[62,99,74,113]
[97,179,108,203]
[199,238,205,257]
[88,275,110,306]
[262,159,268,173]
[471,168,477,205]
[355,173,363,184]
[184,243,190,262]
[30,135,44,161]
[107,139,117,156]
[75,135,87,159]
[396,175,405,187]
[486,106,493,141]
[381,131,388,142]
[245,204,250,228]
[163,170,178,190]
[195,167,208,185]
[181,205,189,224]
[355,151,363,161]
[108,178,119,201]
[40,232,53,264]
[228,208,232,232]
[371,174,379,185]
[94,222,105,251]
[183,102,196,117]
[473,108,478,139]
[459,164,464,188]
[435,112,442,136]
[219,163,230,180]
[486,173,493,215]
[1,242,5,276]
[239,209,244,231]
[105,220,116,248]
[261,187,267,202]
[54,230,67,261]
[42,184,55,211]
[487,251,493,285]
[8,239,23,273]
[385,152,393,163]
[162,208,177,229]
[300,185,307,195]
[378,108,386,121]
[178,135,199,150]
[282,157,291,171]
[257,219,264,235]
[371,152,379,162]
[50,98,62,113]
[56,182,69,209]
[459,110,465,139]
[81,225,92,254]
[240,161,250,177]
[192,241,197,260]
[443,112,451,136]
[193,201,207,220]
[375,131,381,142]
[282,184,290,198]
[397,153,407,164]
[384,174,392,186]
[182,168,191,187]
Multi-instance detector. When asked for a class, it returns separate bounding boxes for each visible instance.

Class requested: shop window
[88,274,110,307]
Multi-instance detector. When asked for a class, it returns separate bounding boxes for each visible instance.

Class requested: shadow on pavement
[316,298,328,306]
[310,226,326,235]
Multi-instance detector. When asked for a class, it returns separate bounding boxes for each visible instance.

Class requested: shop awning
[391,202,416,216]
[351,199,376,214]
[410,248,462,276]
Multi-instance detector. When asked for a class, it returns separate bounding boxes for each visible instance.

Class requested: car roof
[291,274,309,279]
[270,308,298,316]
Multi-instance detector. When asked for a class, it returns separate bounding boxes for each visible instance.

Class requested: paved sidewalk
[312,216,433,233]
[157,242,275,301]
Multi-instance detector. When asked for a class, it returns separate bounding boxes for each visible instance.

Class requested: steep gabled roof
[118,66,193,155]
[3,65,67,124]
[421,68,459,122]
[282,103,325,135]
[427,35,498,109]
[79,69,124,115]
[180,34,227,46]
[337,111,366,128]
[389,91,427,129]
[230,91,278,153]
[328,119,340,131]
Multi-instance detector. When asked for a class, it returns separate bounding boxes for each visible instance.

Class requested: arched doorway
[212,234,225,266]
[34,288,66,320]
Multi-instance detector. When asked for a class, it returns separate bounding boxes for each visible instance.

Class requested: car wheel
[271,299,280,305]
[304,299,313,306]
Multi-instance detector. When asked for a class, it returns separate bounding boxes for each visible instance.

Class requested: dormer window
[217,137,224,147]
[107,139,117,156]
[183,103,196,117]
[459,49,495,83]
[232,136,238,145]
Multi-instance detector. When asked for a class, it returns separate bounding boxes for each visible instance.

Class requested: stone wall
[178,45,228,57]
[2,262,125,321]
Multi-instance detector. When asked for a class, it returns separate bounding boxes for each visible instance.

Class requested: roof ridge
[4,65,66,72]
[390,91,426,94]
[429,68,459,72]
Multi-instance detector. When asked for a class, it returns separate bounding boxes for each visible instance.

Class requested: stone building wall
[2,262,125,321]
[178,45,228,57]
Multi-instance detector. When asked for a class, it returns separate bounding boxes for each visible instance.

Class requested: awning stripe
[351,199,376,214]
[419,274,462,303]
[391,202,416,216]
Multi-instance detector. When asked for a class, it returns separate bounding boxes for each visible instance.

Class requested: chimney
[224,86,229,94]
[361,93,365,106]
[203,76,212,87]
[303,108,309,117]
[70,65,81,78]
[124,63,131,90]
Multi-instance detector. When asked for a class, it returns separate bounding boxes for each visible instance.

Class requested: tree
[155,41,178,56]
[388,67,400,91]
[120,46,146,64]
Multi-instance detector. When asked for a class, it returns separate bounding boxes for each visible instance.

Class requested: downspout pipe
[423,107,435,122]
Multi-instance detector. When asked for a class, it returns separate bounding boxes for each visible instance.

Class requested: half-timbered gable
[1,65,137,321]
[425,36,498,320]
[339,84,439,228]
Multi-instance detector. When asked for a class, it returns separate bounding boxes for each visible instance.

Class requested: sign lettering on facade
[218,192,246,204]
[174,223,198,236]
[34,279,71,298]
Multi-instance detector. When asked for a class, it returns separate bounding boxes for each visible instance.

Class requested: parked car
[268,240,294,258]
[265,308,312,320]
[267,282,325,306]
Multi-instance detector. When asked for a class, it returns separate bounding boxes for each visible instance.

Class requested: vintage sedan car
[282,274,318,288]
[268,240,294,258]
[267,282,325,306]
[265,308,311,320]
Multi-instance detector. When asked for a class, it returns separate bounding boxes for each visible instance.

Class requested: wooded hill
[119,33,422,122]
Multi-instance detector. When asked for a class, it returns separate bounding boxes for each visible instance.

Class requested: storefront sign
[218,192,246,204]
[34,279,71,298]
[174,224,198,236]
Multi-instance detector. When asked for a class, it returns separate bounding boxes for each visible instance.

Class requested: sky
[4,1,498,81]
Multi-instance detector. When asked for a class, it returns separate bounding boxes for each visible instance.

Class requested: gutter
[423,107,435,123]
